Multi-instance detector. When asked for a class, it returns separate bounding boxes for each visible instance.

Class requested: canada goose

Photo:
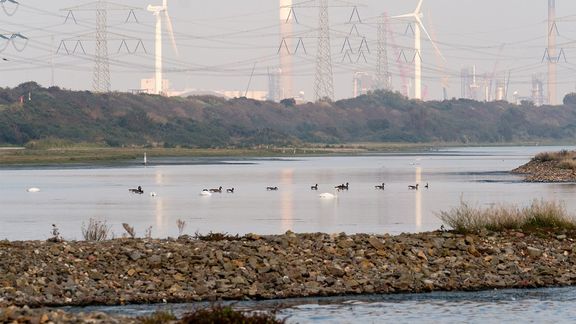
[311,184,318,190]
[267,186,279,191]
[408,184,419,190]
[209,186,223,193]
[425,182,429,189]
[226,188,235,193]
[335,182,349,190]
[375,183,385,190]
[129,186,144,194]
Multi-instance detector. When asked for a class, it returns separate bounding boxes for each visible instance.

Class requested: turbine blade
[164,11,179,57]
[415,0,424,14]
[391,13,415,19]
[415,16,445,61]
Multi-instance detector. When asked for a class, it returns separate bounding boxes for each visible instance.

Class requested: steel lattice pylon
[313,0,334,101]
[93,1,110,93]
[376,14,391,91]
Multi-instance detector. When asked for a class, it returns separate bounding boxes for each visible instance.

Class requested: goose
[311,184,319,190]
[209,186,223,193]
[425,182,429,189]
[267,186,279,191]
[375,183,385,190]
[335,182,349,190]
[200,189,212,196]
[129,186,144,194]
[150,192,157,197]
[408,184,419,190]
[26,187,40,193]
[226,188,235,193]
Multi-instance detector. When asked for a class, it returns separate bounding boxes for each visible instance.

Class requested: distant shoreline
[0,142,564,166]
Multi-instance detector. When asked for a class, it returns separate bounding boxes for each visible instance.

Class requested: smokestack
[280,0,293,99]
[548,0,557,105]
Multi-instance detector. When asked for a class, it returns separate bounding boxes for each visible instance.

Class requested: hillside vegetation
[2,82,576,148]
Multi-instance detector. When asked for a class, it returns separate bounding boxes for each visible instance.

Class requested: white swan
[319,190,338,200]
[26,187,40,193]
[200,189,212,196]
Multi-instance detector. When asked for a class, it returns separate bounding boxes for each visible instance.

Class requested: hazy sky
[2,0,576,101]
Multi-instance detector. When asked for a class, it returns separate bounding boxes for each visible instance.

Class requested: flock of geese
[124,181,430,200]
[27,181,430,199]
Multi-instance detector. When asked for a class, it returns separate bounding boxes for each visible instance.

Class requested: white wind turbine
[147,0,179,95]
[392,0,444,100]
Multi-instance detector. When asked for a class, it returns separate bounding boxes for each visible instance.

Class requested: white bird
[319,190,338,200]
[200,189,212,196]
[26,187,40,193]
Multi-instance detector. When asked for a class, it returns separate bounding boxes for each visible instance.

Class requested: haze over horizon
[2,0,576,102]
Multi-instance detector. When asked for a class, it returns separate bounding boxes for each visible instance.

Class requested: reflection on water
[280,168,294,233]
[415,166,422,230]
[2,146,576,240]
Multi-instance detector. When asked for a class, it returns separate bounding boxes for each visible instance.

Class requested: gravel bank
[1,231,575,309]
[512,159,576,182]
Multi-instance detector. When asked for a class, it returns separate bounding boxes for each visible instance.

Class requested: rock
[527,247,543,258]
[368,237,386,250]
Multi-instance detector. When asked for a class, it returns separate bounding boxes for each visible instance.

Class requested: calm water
[70,287,576,323]
[2,146,576,241]
[6,145,576,322]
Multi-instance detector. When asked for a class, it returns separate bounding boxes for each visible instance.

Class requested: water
[2,145,576,241]
[68,287,576,323]
[6,145,576,321]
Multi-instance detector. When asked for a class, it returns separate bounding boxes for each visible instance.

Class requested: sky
[2,0,576,102]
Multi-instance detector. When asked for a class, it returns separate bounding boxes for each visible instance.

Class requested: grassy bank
[438,200,576,234]
[0,143,439,165]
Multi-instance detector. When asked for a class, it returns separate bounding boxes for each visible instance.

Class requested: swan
[319,189,338,200]
[26,187,40,193]
[200,189,212,196]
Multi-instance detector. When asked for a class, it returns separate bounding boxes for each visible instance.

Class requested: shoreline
[1,230,575,309]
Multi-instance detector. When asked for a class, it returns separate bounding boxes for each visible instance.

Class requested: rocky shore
[2,230,576,310]
[512,158,576,182]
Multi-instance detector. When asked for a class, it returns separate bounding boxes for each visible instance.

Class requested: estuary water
[2,145,576,241]
[69,287,576,323]
[5,145,576,322]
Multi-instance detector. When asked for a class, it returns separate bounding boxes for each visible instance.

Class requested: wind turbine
[147,0,178,95]
[392,0,444,100]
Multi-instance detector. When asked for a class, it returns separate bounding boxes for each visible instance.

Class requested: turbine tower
[279,0,293,99]
[147,0,178,95]
[392,0,443,100]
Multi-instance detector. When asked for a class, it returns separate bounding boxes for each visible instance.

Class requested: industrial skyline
[2,0,576,103]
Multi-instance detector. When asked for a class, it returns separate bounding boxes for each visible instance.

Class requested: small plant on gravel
[177,219,186,236]
[179,305,284,324]
[138,311,177,324]
[145,226,153,239]
[122,223,136,238]
[437,199,576,234]
[81,218,111,241]
[193,230,241,241]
